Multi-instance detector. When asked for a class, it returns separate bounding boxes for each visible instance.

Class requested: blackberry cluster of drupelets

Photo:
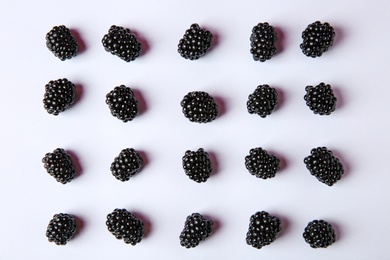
[46,213,77,245]
[46,25,78,61]
[106,85,139,122]
[182,148,212,183]
[178,24,213,60]
[245,147,280,179]
[300,21,335,58]
[247,84,278,117]
[179,213,213,248]
[43,78,76,115]
[110,148,143,182]
[42,148,76,184]
[246,211,282,249]
[180,91,218,123]
[303,220,336,248]
[250,22,277,62]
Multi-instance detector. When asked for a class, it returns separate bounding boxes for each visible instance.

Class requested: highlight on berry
[110,148,143,182]
[250,22,277,62]
[106,208,144,245]
[102,25,142,62]
[247,84,278,118]
[46,213,77,245]
[46,25,78,61]
[246,211,282,249]
[106,85,139,122]
[42,148,76,184]
[300,21,335,58]
[43,78,76,115]
[304,146,344,186]
[304,82,337,115]
[179,213,213,248]
[178,23,213,60]
[180,91,218,123]
[303,219,336,248]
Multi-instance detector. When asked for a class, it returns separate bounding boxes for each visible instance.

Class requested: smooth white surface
[1,0,390,259]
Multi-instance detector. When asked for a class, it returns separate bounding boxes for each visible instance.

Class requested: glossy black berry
[250,22,277,62]
[106,209,144,245]
[304,83,337,115]
[303,220,336,248]
[300,21,335,58]
[246,211,281,249]
[110,148,143,182]
[245,148,280,179]
[102,25,142,62]
[178,24,213,60]
[43,78,76,115]
[182,148,212,183]
[46,213,77,245]
[46,25,78,61]
[42,148,76,184]
[304,147,344,186]
[247,85,278,118]
[180,91,218,123]
[106,85,139,122]
[179,213,213,248]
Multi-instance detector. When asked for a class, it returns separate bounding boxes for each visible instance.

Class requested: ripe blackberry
[247,85,278,118]
[102,25,142,62]
[304,147,344,186]
[46,213,77,245]
[178,23,213,60]
[250,22,277,62]
[300,21,335,58]
[246,211,281,249]
[106,209,144,245]
[180,91,218,123]
[182,148,212,183]
[110,148,143,182]
[245,147,280,179]
[42,148,76,184]
[304,83,337,115]
[303,220,336,248]
[106,85,139,122]
[43,78,76,115]
[179,213,213,248]
[46,25,78,61]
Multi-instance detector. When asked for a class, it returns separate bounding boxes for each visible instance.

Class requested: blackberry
[246,211,281,249]
[300,21,335,58]
[102,25,142,62]
[250,22,277,62]
[106,85,139,122]
[303,220,336,248]
[304,147,344,186]
[178,23,213,60]
[46,25,78,61]
[245,147,280,179]
[180,91,218,123]
[106,209,144,245]
[43,78,76,115]
[304,83,337,115]
[182,148,212,183]
[110,148,143,182]
[42,148,76,184]
[247,85,278,118]
[46,213,77,245]
[179,213,213,248]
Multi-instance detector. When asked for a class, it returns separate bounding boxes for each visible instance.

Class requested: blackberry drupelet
[102,25,142,62]
[179,213,213,248]
[246,211,281,249]
[178,23,213,60]
[250,22,277,62]
[46,25,78,61]
[304,147,344,186]
[303,220,336,248]
[304,82,337,115]
[106,85,139,122]
[106,209,144,245]
[46,213,77,245]
[43,78,76,115]
[42,148,76,184]
[182,148,212,183]
[247,85,278,117]
[300,21,335,58]
[110,148,143,182]
[245,147,280,179]
[180,91,218,123]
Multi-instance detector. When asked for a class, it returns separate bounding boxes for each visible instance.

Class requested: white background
[1,0,390,259]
